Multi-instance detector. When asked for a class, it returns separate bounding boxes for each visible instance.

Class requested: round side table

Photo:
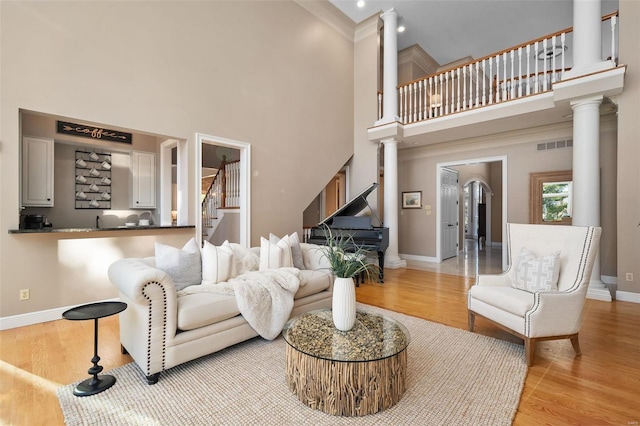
[62,301,127,397]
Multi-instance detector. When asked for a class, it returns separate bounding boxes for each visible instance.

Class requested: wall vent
[537,139,573,151]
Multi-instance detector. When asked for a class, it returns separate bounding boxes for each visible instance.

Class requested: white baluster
[611,15,617,65]
[542,38,548,91]
[509,50,515,99]
[551,35,557,83]
[526,44,531,95]
[468,64,474,107]
[473,62,480,107]
[561,33,566,79]
[408,82,412,123]
[502,52,508,101]
[413,81,420,121]
[428,77,433,118]
[438,73,444,116]
[449,70,455,113]
[517,47,523,98]
[478,59,487,106]
[534,41,539,93]
[456,67,461,111]
[418,80,423,121]
[443,72,449,114]
[461,67,467,109]
[489,56,494,104]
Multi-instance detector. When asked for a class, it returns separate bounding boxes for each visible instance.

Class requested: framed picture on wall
[402,191,422,209]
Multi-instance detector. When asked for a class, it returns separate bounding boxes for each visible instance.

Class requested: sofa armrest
[108,258,175,302]
[108,258,179,377]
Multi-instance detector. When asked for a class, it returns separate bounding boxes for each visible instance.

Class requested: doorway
[195,133,251,247]
[436,156,508,270]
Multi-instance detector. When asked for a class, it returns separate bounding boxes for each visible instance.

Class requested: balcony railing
[380,11,619,124]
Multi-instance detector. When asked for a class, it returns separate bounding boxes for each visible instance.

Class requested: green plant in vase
[317,224,379,331]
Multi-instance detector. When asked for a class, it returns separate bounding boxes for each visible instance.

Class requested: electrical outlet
[625,273,634,282]
[19,289,30,301]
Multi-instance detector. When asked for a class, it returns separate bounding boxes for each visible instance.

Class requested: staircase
[202,159,240,242]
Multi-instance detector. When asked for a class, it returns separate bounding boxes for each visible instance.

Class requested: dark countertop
[9,225,195,234]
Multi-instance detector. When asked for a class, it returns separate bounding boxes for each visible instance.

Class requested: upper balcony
[369,11,625,147]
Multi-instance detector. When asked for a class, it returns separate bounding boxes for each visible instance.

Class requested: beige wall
[0,1,354,318]
[397,119,618,278]
[616,0,640,294]
[350,14,381,222]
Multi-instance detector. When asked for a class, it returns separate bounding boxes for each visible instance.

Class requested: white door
[441,168,459,260]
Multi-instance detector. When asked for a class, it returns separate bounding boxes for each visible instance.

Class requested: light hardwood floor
[1,268,638,425]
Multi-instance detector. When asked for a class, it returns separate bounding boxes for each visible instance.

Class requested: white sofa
[108,242,333,384]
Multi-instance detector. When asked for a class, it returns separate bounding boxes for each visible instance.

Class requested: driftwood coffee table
[282,309,410,416]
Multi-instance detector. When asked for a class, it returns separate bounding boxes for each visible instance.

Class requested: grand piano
[307,183,389,282]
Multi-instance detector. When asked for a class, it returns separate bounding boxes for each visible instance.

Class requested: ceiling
[330,0,619,66]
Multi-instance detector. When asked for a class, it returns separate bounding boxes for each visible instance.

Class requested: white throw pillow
[155,238,201,291]
[260,235,293,270]
[201,240,234,285]
[228,242,260,277]
[512,247,561,292]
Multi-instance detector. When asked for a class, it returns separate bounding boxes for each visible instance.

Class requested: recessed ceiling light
[397,25,405,33]
[357,0,365,8]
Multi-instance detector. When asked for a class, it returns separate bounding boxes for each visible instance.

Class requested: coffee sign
[57,121,132,144]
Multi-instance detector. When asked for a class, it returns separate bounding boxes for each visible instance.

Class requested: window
[530,170,572,225]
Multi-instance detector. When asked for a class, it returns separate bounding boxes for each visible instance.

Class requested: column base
[384,255,407,269]
[587,279,613,302]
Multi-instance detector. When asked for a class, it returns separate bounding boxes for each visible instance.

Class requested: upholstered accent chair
[468,223,602,366]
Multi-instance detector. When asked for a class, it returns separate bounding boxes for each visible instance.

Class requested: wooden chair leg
[525,337,536,366]
[468,311,475,332]
[570,334,582,356]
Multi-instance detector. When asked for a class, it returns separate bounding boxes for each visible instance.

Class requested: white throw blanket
[177,268,302,340]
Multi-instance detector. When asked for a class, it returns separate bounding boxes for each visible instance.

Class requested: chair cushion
[295,270,332,299]
[469,285,535,317]
[177,293,240,331]
[512,247,560,292]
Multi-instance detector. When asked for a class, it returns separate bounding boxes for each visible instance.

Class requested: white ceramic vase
[332,277,356,331]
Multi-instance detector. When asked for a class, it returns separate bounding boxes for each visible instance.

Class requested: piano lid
[318,182,378,226]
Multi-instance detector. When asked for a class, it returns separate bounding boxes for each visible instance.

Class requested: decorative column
[564,0,613,79]
[375,8,399,125]
[571,95,610,301]
[382,139,406,269]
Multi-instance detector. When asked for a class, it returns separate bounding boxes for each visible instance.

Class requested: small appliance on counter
[23,214,53,230]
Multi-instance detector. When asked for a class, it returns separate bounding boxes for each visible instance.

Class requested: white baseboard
[600,275,640,303]
[399,253,438,263]
[616,291,640,303]
[0,297,119,331]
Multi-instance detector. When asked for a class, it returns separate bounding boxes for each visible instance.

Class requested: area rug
[58,304,527,425]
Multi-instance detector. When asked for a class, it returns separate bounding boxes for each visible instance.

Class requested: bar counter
[8,225,195,234]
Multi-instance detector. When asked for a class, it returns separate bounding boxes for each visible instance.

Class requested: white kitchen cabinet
[130,151,156,208]
[22,136,54,207]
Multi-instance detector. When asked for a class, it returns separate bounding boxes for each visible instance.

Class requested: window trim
[529,170,573,225]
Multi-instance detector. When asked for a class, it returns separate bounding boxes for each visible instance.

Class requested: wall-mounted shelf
[75,150,112,209]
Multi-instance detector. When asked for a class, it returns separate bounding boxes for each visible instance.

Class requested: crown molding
[295,0,355,41]
[354,12,381,42]
[398,44,438,73]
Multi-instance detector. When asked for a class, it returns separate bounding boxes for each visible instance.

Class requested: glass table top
[282,309,410,362]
